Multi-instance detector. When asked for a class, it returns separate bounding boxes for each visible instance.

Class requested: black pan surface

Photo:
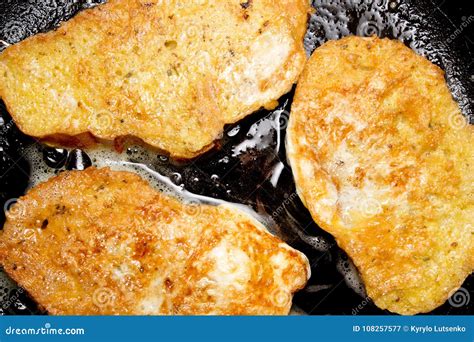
[0,0,472,315]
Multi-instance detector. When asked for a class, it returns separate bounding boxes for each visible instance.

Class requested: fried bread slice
[287,36,473,315]
[0,0,310,158]
[0,167,310,315]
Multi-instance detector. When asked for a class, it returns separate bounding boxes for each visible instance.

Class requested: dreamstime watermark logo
[271,192,298,219]
[352,295,372,315]
[357,19,382,37]
[448,287,470,308]
[1,288,25,310]
[183,199,203,217]
[0,119,14,136]
[270,289,291,308]
[3,198,26,219]
[447,110,469,130]
[4,322,85,336]
[90,110,114,130]
[341,197,383,222]
[359,197,383,217]
[442,15,474,48]
[184,24,200,40]
[276,110,290,130]
[92,287,115,308]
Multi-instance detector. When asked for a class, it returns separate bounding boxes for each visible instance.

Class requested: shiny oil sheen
[0,0,472,315]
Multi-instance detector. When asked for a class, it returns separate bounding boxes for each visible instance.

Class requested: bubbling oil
[24,143,277,232]
[1,0,473,315]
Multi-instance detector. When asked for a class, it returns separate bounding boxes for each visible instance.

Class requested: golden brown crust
[287,36,474,315]
[0,168,310,315]
[0,0,310,159]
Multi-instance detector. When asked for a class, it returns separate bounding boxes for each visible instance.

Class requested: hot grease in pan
[0,0,473,315]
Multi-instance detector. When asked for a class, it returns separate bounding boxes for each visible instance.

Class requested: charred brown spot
[134,234,155,258]
[164,40,177,49]
[134,242,149,258]
[41,219,49,229]
[165,278,174,290]
[55,204,67,215]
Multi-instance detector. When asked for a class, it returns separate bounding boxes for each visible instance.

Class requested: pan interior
[0,0,472,315]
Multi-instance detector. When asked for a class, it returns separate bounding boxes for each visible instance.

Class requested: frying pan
[0,0,472,315]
